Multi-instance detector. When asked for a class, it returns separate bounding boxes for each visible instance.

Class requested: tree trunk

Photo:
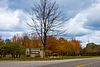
[43,31,47,58]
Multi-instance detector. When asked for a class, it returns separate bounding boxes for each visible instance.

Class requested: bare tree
[27,0,64,57]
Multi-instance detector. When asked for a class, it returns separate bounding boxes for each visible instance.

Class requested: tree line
[12,34,81,56]
[0,34,100,58]
[0,38,25,58]
[0,34,80,58]
[81,43,100,56]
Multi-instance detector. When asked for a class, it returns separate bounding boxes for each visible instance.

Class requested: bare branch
[27,0,65,57]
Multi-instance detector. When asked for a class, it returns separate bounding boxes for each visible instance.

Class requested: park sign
[26,48,44,58]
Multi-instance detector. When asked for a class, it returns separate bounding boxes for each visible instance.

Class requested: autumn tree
[46,36,58,52]
[54,38,81,56]
[30,34,41,48]
[70,39,81,55]
[86,43,96,55]
[27,0,64,57]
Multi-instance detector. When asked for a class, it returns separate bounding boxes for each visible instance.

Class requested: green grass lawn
[0,55,99,61]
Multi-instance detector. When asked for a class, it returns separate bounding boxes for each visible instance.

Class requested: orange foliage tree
[12,34,81,56]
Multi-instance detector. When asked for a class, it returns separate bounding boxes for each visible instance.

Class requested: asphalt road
[38,58,100,67]
[0,58,99,67]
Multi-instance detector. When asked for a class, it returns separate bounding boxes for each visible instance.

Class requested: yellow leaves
[11,34,81,55]
[55,38,80,55]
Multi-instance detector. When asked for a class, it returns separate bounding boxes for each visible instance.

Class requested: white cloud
[0,31,23,39]
[83,1,100,30]
[64,12,92,35]
[0,7,29,31]
[0,0,100,47]
[76,31,100,47]
[63,1,100,47]
[0,8,19,29]
[64,0,100,34]
[0,0,29,38]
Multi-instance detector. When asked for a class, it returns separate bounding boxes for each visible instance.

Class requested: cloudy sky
[0,0,100,47]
